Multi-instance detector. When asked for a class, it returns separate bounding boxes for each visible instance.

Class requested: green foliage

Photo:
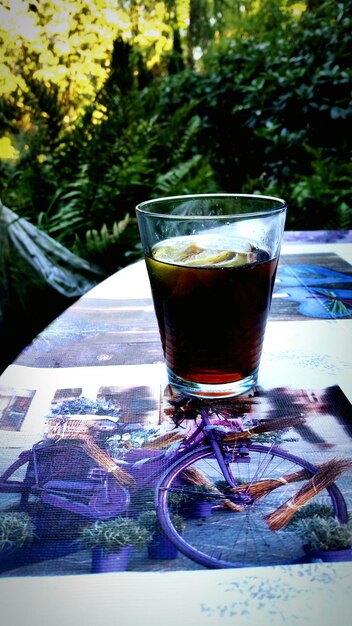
[129,488,184,516]
[197,0,352,229]
[0,512,35,550]
[3,0,350,263]
[177,483,218,503]
[287,502,335,527]
[73,214,133,272]
[138,510,186,535]
[80,517,149,552]
[289,151,352,229]
[293,513,352,551]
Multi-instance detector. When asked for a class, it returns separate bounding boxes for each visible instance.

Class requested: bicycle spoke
[156,444,347,568]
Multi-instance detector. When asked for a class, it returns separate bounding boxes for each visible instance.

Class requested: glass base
[167,368,258,399]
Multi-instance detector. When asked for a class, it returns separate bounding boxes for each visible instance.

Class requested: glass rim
[135,193,287,220]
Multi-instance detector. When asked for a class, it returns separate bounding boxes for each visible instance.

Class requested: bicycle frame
[0,407,248,517]
[0,408,349,570]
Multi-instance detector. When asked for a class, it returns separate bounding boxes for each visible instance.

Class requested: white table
[1,231,352,625]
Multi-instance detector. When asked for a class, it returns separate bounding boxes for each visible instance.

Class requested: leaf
[330,106,349,120]
[154,155,202,195]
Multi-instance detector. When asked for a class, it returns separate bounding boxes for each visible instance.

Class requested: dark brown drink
[146,235,278,389]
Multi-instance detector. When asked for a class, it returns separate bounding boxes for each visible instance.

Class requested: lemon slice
[181,248,249,267]
[152,236,253,268]
[153,242,204,263]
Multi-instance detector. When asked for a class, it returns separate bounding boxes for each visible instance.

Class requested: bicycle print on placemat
[0,383,352,575]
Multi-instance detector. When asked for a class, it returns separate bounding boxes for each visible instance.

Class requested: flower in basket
[49,397,122,418]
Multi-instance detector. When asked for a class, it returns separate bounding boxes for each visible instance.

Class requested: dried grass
[265,458,352,530]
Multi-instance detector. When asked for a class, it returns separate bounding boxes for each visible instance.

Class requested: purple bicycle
[0,396,348,569]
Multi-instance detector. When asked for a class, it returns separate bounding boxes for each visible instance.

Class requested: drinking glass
[136,194,287,398]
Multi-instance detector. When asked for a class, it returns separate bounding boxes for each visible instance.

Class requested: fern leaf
[154,155,202,195]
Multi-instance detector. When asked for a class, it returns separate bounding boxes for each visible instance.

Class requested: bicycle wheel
[156,444,348,569]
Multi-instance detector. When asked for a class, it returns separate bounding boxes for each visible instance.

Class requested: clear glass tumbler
[136,194,287,398]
